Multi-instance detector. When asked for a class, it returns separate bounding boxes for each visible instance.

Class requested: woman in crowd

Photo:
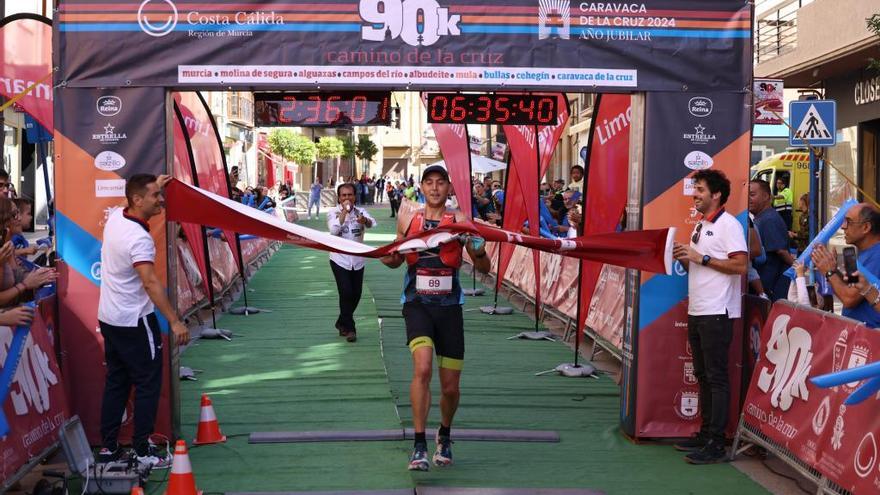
[0,198,56,308]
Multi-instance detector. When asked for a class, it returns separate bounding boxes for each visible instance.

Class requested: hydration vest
[404,211,462,268]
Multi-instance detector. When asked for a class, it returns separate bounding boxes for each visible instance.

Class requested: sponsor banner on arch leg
[743,301,880,493]
[623,91,752,438]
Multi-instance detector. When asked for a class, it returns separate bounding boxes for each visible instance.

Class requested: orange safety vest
[404,211,462,268]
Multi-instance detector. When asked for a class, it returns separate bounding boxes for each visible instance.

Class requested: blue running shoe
[433,434,453,466]
[408,444,430,471]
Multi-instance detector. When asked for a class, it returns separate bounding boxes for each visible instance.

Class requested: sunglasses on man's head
[691,222,703,244]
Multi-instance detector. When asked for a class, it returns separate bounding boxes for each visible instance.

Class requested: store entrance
[862,118,880,202]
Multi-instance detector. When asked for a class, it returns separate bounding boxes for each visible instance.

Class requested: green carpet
[152,206,769,494]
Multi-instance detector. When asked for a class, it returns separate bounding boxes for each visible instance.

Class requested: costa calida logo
[138,0,178,37]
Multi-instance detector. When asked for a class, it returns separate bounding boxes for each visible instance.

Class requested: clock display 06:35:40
[426,93,558,125]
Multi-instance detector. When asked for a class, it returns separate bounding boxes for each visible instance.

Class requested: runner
[381,164,491,471]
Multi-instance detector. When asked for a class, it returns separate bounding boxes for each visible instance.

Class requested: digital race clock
[255,92,391,127]
[426,93,558,125]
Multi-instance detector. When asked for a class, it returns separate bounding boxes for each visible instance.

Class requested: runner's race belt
[416,268,454,295]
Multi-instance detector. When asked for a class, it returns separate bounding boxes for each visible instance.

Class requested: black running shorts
[402,302,464,370]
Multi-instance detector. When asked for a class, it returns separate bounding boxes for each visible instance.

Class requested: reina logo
[96,96,122,117]
[538,0,570,40]
[688,97,713,118]
[137,0,178,37]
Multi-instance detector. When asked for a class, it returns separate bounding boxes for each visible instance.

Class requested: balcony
[754,0,879,87]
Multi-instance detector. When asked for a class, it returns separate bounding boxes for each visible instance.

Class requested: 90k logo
[360,0,461,47]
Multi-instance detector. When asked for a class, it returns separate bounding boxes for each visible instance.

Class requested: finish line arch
[53,0,753,442]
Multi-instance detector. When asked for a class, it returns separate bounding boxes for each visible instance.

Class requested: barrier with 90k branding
[739,300,880,493]
[1,296,70,489]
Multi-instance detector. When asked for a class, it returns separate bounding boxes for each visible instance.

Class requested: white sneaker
[136,453,173,470]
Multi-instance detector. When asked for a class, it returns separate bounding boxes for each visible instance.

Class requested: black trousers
[687,314,733,443]
[330,260,364,333]
[390,200,400,217]
[99,313,163,456]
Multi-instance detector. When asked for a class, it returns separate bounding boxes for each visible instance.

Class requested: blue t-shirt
[754,207,791,301]
[310,183,322,199]
[843,243,880,328]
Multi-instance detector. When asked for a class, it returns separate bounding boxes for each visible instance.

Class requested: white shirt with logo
[688,209,748,318]
[98,208,156,327]
[327,204,377,271]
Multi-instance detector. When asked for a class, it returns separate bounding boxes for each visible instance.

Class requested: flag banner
[173,92,242,271]
[172,104,211,296]
[166,179,674,274]
[0,15,52,130]
[56,1,750,93]
[498,93,569,302]
[578,93,631,340]
[431,121,474,219]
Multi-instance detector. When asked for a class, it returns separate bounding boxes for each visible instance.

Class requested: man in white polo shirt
[98,174,189,469]
[672,169,747,465]
[327,182,376,342]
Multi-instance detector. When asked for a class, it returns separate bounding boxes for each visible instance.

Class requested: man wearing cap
[381,164,491,471]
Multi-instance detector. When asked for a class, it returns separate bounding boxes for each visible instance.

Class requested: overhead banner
[743,301,880,494]
[56,1,750,92]
[0,14,53,130]
[621,91,752,438]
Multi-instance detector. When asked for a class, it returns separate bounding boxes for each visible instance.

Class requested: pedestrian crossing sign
[789,100,836,147]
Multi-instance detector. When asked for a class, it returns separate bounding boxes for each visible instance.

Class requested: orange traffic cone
[164,440,202,495]
[194,394,226,445]
[131,487,144,495]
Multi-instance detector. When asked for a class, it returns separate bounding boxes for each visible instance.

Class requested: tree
[268,130,316,167]
[355,135,379,175]
[267,128,298,160]
[342,136,358,178]
[869,14,880,71]
[316,136,345,161]
[317,136,345,184]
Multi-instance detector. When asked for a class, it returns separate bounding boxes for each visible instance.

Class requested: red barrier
[1,296,70,482]
[743,301,880,492]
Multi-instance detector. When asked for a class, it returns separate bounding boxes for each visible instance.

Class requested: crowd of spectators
[747,175,880,330]
[0,170,55,327]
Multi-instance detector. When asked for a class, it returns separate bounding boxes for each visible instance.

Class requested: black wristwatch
[825,269,840,279]
[701,255,711,266]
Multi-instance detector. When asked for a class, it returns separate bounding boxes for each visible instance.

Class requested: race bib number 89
[416,268,453,295]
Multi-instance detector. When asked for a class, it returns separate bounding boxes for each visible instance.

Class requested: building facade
[755,0,879,218]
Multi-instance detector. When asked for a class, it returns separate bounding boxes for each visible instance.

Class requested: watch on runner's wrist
[701,255,711,266]
[825,268,840,279]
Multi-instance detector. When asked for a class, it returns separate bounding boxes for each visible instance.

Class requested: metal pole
[808,148,817,241]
